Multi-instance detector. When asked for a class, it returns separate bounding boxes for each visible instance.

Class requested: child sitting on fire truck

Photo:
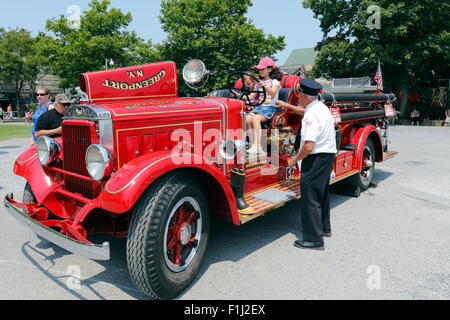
[245,57,282,155]
[232,73,263,112]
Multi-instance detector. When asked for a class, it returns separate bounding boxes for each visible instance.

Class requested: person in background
[444,109,450,127]
[391,110,400,125]
[25,109,32,126]
[0,106,3,124]
[410,108,420,126]
[35,93,71,139]
[31,87,54,145]
[6,105,14,119]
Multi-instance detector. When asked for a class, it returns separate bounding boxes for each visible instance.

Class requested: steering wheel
[227,71,266,107]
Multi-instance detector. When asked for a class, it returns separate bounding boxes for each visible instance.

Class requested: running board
[329,169,360,185]
[239,150,398,224]
[383,150,398,161]
[239,179,301,224]
[239,169,360,224]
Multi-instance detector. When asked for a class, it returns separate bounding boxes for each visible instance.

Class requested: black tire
[126,171,210,299]
[23,182,49,243]
[23,182,37,203]
[350,138,375,191]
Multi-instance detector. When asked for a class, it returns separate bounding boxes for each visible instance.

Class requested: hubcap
[178,223,192,245]
[163,197,202,272]
[361,145,373,181]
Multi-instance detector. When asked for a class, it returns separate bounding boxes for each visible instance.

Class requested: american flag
[374,61,383,91]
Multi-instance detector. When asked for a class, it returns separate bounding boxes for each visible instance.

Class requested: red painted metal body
[8,60,394,249]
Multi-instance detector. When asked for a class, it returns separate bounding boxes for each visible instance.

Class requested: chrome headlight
[36,136,61,166]
[85,144,114,182]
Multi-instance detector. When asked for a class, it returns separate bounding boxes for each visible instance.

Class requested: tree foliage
[0,28,50,110]
[45,0,160,88]
[303,0,450,114]
[158,0,286,93]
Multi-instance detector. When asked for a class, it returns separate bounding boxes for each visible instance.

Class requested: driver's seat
[261,88,293,129]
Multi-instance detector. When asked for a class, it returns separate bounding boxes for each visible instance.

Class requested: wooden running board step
[239,179,301,224]
[245,154,268,171]
[383,150,398,161]
[239,168,360,224]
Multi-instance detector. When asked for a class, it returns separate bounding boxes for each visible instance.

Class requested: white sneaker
[246,147,259,155]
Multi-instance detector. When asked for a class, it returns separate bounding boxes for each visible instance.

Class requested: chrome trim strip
[218,102,227,175]
[98,117,114,153]
[3,195,110,261]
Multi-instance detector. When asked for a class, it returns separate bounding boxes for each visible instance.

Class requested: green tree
[303,0,450,115]
[45,0,160,89]
[158,0,286,94]
[0,28,49,114]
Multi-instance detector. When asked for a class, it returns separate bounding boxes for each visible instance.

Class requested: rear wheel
[126,172,210,299]
[351,138,375,191]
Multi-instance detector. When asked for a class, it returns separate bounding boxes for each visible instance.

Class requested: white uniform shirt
[300,99,337,154]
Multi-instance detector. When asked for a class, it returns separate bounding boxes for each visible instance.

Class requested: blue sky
[0,0,323,65]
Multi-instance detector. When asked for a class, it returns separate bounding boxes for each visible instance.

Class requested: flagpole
[375,61,383,94]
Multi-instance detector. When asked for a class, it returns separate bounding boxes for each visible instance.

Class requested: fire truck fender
[13,146,53,203]
[101,151,239,224]
[350,125,383,171]
[341,124,383,171]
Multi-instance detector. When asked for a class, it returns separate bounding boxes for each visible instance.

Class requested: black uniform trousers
[300,152,335,242]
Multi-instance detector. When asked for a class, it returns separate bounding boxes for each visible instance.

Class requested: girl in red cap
[246,57,283,155]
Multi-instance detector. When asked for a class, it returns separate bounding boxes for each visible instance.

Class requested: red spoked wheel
[350,138,375,191]
[164,197,202,272]
[127,172,210,299]
[361,145,374,181]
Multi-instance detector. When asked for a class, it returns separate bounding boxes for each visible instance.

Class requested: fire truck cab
[4,59,396,299]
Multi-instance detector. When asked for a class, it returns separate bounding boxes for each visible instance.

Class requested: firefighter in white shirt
[287,78,337,250]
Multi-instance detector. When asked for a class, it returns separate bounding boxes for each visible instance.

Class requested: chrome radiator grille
[62,123,95,199]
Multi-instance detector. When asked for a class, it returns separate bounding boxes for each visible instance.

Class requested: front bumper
[3,193,110,260]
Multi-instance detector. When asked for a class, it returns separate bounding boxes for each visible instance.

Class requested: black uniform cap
[297,78,323,96]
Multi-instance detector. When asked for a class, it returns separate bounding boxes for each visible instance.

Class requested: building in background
[0,70,63,117]
[279,48,318,76]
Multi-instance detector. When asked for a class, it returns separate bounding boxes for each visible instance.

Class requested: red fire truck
[4,60,396,299]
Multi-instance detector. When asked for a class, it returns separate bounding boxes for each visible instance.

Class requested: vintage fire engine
[3,60,396,299]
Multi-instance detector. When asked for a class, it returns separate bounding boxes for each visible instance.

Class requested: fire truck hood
[83,97,236,121]
[79,61,178,104]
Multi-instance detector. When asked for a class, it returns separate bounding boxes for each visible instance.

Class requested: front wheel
[23,182,37,203]
[126,172,210,299]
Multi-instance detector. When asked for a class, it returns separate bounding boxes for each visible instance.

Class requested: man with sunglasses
[35,93,71,140]
[285,78,336,250]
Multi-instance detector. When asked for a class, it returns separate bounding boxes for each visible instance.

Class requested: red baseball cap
[253,57,276,70]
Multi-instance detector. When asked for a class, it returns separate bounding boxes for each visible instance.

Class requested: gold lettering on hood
[102,69,166,90]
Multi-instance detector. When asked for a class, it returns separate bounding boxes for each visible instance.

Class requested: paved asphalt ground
[0,125,449,300]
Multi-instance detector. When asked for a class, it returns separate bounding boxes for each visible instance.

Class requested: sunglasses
[36,93,48,96]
